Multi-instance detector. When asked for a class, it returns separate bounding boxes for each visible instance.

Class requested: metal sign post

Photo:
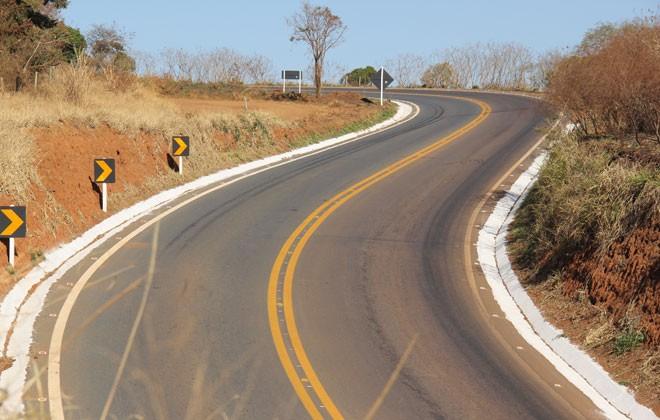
[1,205,27,267]
[172,136,190,175]
[8,237,14,267]
[380,67,384,106]
[370,68,394,106]
[94,159,116,213]
[282,70,302,93]
[102,183,108,212]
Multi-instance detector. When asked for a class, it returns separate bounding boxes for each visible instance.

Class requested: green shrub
[614,328,645,355]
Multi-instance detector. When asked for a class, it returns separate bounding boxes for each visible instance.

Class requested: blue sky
[62,0,657,78]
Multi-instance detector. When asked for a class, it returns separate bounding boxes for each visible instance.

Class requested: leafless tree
[320,59,346,84]
[161,48,195,81]
[133,50,159,76]
[529,48,565,91]
[288,2,346,97]
[421,62,457,88]
[438,42,535,90]
[245,54,274,84]
[160,48,270,84]
[385,53,426,87]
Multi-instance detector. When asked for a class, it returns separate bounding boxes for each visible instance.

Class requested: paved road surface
[25,91,605,419]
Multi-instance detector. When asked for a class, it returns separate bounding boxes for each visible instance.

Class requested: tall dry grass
[0,118,38,203]
[510,128,659,278]
[0,59,290,203]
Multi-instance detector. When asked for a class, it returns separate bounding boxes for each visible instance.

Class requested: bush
[270,91,307,102]
[614,328,645,355]
[509,130,660,278]
[547,16,660,142]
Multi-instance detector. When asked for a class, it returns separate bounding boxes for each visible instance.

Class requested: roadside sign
[94,158,114,212]
[0,206,26,238]
[371,68,394,106]
[370,68,393,90]
[282,70,303,94]
[172,136,190,157]
[94,159,115,183]
[281,70,302,80]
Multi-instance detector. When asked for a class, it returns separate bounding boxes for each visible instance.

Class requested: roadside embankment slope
[0,86,394,295]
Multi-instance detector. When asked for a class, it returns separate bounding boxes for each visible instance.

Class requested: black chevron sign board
[0,206,26,238]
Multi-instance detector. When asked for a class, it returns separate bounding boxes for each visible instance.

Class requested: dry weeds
[510,129,659,276]
[0,74,290,205]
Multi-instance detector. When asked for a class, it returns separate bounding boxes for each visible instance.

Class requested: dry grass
[0,117,38,203]
[510,129,659,277]
[0,70,291,204]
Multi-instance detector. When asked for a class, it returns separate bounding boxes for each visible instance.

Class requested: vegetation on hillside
[0,0,84,90]
[511,15,659,349]
[547,16,660,142]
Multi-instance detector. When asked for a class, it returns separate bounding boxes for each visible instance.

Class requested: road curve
[25,91,605,419]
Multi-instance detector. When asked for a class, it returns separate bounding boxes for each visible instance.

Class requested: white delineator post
[282,77,286,93]
[101,183,108,213]
[380,67,384,106]
[8,204,15,267]
[298,73,302,94]
[178,156,183,175]
[8,238,14,267]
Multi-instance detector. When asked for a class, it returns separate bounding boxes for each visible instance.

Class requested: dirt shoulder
[524,277,659,414]
[0,88,395,296]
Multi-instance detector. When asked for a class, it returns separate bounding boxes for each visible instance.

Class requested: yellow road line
[47,100,418,420]
[268,96,491,419]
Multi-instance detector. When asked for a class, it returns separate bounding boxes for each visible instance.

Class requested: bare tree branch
[287,2,346,97]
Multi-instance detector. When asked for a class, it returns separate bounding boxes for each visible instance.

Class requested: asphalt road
[26,90,605,419]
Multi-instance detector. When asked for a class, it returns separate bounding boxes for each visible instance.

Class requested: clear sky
[62,0,657,79]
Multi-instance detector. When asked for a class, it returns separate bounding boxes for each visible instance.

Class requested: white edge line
[476,145,658,419]
[0,100,418,415]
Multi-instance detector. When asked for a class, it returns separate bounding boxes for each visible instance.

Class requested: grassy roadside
[508,127,659,412]
[0,83,396,295]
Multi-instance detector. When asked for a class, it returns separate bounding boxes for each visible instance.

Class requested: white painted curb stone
[476,152,658,420]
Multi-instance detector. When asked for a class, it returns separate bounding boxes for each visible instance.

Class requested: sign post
[102,183,107,212]
[281,70,303,94]
[370,68,394,106]
[0,205,26,267]
[94,159,115,212]
[172,136,190,175]
[380,67,384,106]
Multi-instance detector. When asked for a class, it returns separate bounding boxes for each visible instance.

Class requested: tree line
[135,49,273,84]
[358,44,561,90]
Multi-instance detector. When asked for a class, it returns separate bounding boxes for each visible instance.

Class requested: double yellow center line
[267,96,491,419]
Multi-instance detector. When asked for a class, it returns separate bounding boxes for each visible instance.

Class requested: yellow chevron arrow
[1,209,24,236]
[95,160,113,183]
[174,137,188,156]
